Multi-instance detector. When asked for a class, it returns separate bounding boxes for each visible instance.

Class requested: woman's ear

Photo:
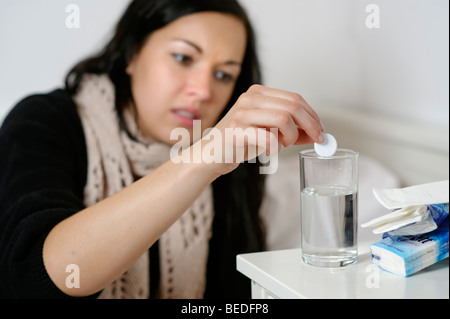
[125,57,135,75]
[125,54,136,76]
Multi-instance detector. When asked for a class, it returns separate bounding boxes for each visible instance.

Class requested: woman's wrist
[171,138,239,179]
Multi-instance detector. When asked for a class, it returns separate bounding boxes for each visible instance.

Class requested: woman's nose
[185,67,212,101]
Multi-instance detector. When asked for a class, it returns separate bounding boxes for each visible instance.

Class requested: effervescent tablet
[314,133,337,157]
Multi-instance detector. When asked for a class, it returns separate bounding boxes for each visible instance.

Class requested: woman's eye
[173,53,193,65]
[215,70,234,83]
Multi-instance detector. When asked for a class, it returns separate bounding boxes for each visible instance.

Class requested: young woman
[0,0,324,299]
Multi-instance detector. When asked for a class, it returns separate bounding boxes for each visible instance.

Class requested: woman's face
[126,12,247,145]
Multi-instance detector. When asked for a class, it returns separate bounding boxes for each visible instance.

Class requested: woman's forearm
[43,150,219,297]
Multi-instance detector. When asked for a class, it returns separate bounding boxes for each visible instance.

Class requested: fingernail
[319,122,325,132]
[318,133,325,144]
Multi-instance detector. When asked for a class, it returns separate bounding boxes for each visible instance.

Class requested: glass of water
[299,149,359,267]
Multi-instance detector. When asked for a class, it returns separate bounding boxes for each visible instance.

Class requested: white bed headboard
[283,106,449,187]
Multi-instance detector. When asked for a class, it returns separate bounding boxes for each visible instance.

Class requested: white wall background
[239,0,449,129]
[1,0,448,130]
[0,0,129,121]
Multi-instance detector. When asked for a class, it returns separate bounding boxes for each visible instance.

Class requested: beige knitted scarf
[74,74,213,299]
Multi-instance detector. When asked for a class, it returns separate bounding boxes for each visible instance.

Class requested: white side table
[236,244,449,299]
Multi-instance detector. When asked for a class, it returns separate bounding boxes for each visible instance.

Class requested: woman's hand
[199,85,325,175]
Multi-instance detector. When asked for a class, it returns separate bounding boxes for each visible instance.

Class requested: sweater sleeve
[0,90,98,298]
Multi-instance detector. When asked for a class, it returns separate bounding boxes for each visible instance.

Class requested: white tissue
[361,205,429,234]
[372,180,449,210]
[362,180,449,234]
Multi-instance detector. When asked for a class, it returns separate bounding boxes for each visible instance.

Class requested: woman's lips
[172,107,201,127]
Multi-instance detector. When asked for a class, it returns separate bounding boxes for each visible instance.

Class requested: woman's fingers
[232,107,299,147]
[247,84,322,124]
[212,85,324,165]
[294,129,316,145]
[235,86,324,144]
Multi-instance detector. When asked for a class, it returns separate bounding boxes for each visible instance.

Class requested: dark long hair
[65,0,265,298]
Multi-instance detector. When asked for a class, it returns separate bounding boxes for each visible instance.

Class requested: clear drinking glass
[299,149,359,267]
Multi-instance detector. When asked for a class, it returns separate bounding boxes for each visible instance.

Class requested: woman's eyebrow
[171,38,242,67]
[223,60,242,67]
[172,38,203,53]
